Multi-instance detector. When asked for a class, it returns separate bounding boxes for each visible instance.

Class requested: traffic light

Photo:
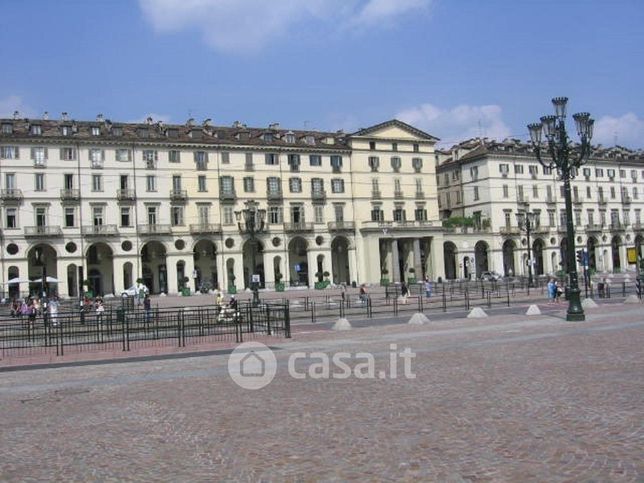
[576,250,583,265]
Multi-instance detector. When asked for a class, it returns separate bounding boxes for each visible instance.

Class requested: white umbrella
[33,276,60,283]
[5,277,30,284]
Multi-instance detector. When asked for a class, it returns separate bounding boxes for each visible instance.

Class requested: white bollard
[408,313,429,325]
[526,304,541,315]
[581,298,599,309]
[467,307,488,318]
[332,318,352,331]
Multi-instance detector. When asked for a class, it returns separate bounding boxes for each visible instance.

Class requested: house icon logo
[228,342,276,390]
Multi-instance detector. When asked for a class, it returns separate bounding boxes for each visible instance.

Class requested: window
[194,151,208,169]
[315,205,324,224]
[412,157,423,172]
[60,147,76,161]
[473,186,479,201]
[587,210,594,226]
[499,163,509,175]
[518,185,525,200]
[5,208,17,228]
[64,174,74,190]
[265,153,278,165]
[171,206,184,226]
[392,142,398,151]
[34,173,45,191]
[197,205,210,225]
[331,179,345,193]
[169,150,180,163]
[330,155,342,172]
[413,143,419,153]
[263,133,274,142]
[514,164,524,174]
[60,125,72,136]
[309,154,321,166]
[610,186,616,199]
[91,126,100,136]
[285,133,295,143]
[415,178,423,194]
[220,176,234,195]
[35,207,47,227]
[470,166,479,180]
[371,206,383,222]
[289,177,302,193]
[583,167,591,178]
[288,154,301,171]
[456,191,461,204]
[2,123,13,134]
[560,185,565,198]
[143,150,158,167]
[586,186,592,199]
[548,211,555,227]
[172,175,182,191]
[528,165,538,176]
[5,173,16,189]
[245,153,254,169]
[111,126,123,137]
[368,156,380,172]
[636,209,641,224]
[532,185,539,199]
[543,166,552,175]
[620,169,626,178]
[268,206,282,224]
[391,156,401,172]
[393,207,406,222]
[1,146,19,159]
[223,206,234,225]
[146,175,157,192]
[221,152,230,164]
[559,210,566,227]
[116,149,131,162]
[66,207,76,227]
[631,169,638,180]
[369,141,376,150]
[372,178,379,194]
[624,210,630,226]
[503,184,509,198]
[634,187,639,200]
[243,177,255,193]
[414,207,427,221]
[267,177,280,195]
[120,207,131,227]
[92,174,102,192]
[598,186,604,199]
[31,147,47,165]
[198,175,207,192]
[394,179,402,195]
[607,168,615,178]
[574,210,581,225]
[305,135,315,145]
[595,168,604,177]
[290,205,305,223]
[89,148,104,167]
[334,204,344,222]
[312,178,324,195]
[92,206,104,226]
[30,124,42,135]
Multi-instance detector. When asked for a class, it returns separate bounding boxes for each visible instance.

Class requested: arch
[331,236,351,284]
[611,235,622,271]
[532,239,545,276]
[502,239,516,277]
[66,264,78,298]
[8,266,20,299]
[474,241,489,278]
[141,241,167,294]
[242,239,265,289]
[288,236,309,286]
[586,237,598,272]
[27,244,58,297]
[443,242,458,280]
[86,242,114,296]
[123,262,133,291]
[193,239,218,291]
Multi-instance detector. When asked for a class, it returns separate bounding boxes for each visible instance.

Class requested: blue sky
[1,0,643,147]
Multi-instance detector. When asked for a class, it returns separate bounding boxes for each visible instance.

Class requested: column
[391,239,400,283]
[348,246,358,285]
[216,250,225,291]
[430,236,445,281]
[413,238,422,280]
[263,250,276,287]
[165,253,181,295]
[307,249,318,287]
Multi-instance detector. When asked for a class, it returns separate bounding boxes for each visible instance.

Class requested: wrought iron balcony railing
[189,223,222,234]
[1,188,23,201]
[219,190,236,202]
[585,223,603,232]
[170,189,188,201]
[82,224,118,236]
[499,225,520,235]
[138,224,172,235]
[24,226,63,237]
[327,221,355,231]
[117,189,136,201]
[60,188,80,201]
[284,222,314,232]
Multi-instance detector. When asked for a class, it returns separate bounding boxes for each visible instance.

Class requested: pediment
[351,119,439,142]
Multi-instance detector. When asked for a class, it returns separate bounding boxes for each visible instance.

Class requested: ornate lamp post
[34,246,46,298]
[516,210,535,288]
[235,200,266,306]
[527,97,594,321]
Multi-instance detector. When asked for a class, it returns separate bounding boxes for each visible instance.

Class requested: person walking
[143,294,152,323]
[400,282,409,304]
[95,299,105,325]
[547,278,556,304]
[424,278,433,298]
[49,296,59,327]
[359,284,368,306]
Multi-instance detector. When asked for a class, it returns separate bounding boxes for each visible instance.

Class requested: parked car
[121,284,149,297]
[480,271,502,281]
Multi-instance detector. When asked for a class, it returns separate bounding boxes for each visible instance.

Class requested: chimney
[61,112,69,121]
[13,110,19,120]
[96,113,104,122]
[43,111,49,120]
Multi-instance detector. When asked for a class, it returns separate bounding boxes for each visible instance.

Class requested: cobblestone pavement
[1,305,643,481]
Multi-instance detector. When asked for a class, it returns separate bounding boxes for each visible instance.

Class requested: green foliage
[442,216,475,228]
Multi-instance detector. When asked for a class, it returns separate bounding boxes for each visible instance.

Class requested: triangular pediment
[351,119,439,142]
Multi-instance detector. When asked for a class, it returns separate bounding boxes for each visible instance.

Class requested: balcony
[284,222,314,233]
[572,195,583,205]
[33,159,47,168]
[328,221,355,232]
[1,188,23,202]
[267,190,283,202]
[394,190,404,199]
[82,224,118,236]
[312,190,326,203]
[499,225,520,236]
[633,222,643,231]
[117,189,136,201]
[60,188,80,201]
[244,163,254,172]
[415,191,425,199]
[516,196,528,205]
[598,196,607,205]
[189,223,222,234]
[219,190,236,203]
[138,224,172,235]
[609,222,625,232]
[24,226,63,237]
[622,195,632,205]
[585,223,603,233]
[531,224,550,235]
[545,195,556,204]
[170,189,188,202]
[371,190,382,200]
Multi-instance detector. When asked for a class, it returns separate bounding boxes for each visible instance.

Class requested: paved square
[1,305,643,481]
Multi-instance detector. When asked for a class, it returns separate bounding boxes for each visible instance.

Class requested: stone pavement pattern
[0,306,643,481]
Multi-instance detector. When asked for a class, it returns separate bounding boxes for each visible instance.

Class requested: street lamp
[235,200,267,306]
[516,210,535,288]
[34,246,46,298]
[527,97,594,321]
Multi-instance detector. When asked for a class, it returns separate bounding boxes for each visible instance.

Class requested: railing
[1,188,23,201]
[586,223,603,232]
[311,190,326,202]
[24,226,63,237]
[219,191,236,202]
[371,190,382,200]
[189,223,222,234]
[267,191,283,202]
[394,190,404,199]
[328,221,355,231]
[33,159,47,168]
[633,222,643,231]
[573,196,583,204]
[415,191,425,199]
[500,226,520,235]
[622,195,632,204]
[609,222,625,231]
[531,224,550,235]
[117,189,136,201]
[284,222,314,232]
[60,188,80,201]
[598,196,607,204]
[546,195,556,203]
[170,189,188,201]
[82,224,118,236]
[138,224,172,235]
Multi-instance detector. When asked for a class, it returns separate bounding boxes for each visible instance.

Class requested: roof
[351,119,439,142]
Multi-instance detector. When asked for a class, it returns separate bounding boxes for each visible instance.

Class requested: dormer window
[369,141,376,150]
[91,126,101,136]
[263,133,274,142]
[285,132,295,143]
[30,124,42,135]
[190,129,202,140]
[2,123,13,134]
[60,125,72,136]
[166,128,178,138]
[112,126,123,137]
[392,142,398,152]
[305,135,315,145]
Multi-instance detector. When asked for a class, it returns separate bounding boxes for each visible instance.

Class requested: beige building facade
[0,116,444,297]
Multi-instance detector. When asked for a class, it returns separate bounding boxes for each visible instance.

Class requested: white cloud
[139,0,431,53]
[396,102,512,146]
[592,113,644,149]
[0,95,36,119]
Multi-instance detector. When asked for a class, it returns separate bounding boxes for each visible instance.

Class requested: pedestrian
[49,296,59,327]
[229,295,238,312]
[216,290,224,307]
[400,282,409,304]
[555,280,563,303]
[359,284,368,305]
[547,278,556,304]
[143,294,152,323]
[424,278,433,298]
[28,299,37,329]
[95,299,105,325]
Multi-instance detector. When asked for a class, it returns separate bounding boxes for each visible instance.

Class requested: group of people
[9,295,60,327]
[547,278,565,303]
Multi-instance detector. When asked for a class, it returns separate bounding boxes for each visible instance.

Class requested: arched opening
[502,239,516,277]
[586,237,598,271]
[559,238,568,273]
[288,237,309,286]
[463,256,471,279]
[474,241,489,278]
[226,258,236,288]
[86,242,114,296]
[8,266,20,299]
[27,244,58,297]
[532,239,545,276]
[611,236,622,271]
[242,240,265,289]
[123,262,133,291]
[66,264,78,298]
[273,256,282,282]
[176,260,186,292]
[331,237,350,284]
[193,240,218,291]
[141,241,167,294]
[443,242,457,280]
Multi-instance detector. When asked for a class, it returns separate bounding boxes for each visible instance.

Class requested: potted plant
[180,276,191,296]
[408,268,417,284]
[323,271,331,287]
[314,272,324,289]
[227,274,237,294]
[275,273,285,292]
[380,268,390,286]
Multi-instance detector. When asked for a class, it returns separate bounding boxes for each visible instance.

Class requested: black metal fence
[0,302,290,360]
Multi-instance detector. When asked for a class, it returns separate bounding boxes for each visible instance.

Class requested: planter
[314,281,325,290]
[227,285,237,294]
[380,278,390,287]
[275,282,285,292]
[85,290,94,298]
[181,287,191,296]
[407,277,417,284]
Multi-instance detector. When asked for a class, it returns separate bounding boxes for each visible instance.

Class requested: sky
[0,0,643,148]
